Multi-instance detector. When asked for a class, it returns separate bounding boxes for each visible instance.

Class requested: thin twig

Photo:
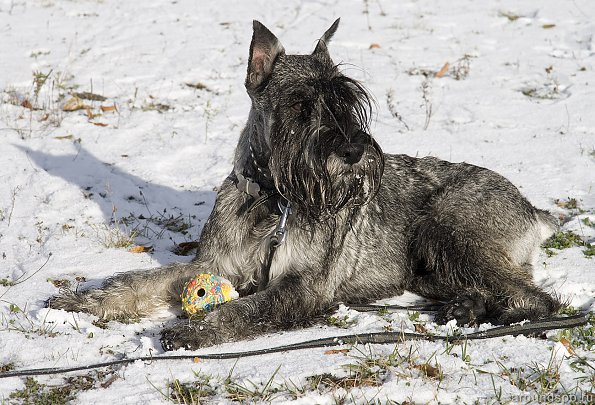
[11,253,53,287]
[7,186,20,227]
[0,253,53,302]
[363,0,372,30]
[386,90,410,131]
[421,77,433,131]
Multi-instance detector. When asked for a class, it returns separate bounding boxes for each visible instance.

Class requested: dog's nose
[337,143,365,165]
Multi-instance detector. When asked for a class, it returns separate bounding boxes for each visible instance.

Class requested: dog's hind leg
[410,239,560,325]
[47,262,199,319]
[408,173,560,325]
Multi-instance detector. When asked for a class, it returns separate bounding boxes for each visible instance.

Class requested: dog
[48,19,560,351]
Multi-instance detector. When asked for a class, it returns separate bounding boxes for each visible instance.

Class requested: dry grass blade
[62,96,90,112]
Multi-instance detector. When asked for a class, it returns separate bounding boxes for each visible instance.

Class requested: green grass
[167,372,216,404]
[542,230,594,258]
[223,365,282,402]
[556,310,595,352]
[543,231,584,250]
[1,303,58,338]
[308,344,442,395]
[0,362,15,373]
[8,372,115,405]
[119,210,197,243]
[157,365,287,403]
[326,314,357,329]
[555,198,580,210]
[9,377,75,405]
[0,278,13,287]
[583,244,595,258]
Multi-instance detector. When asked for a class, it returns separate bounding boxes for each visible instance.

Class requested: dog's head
[244,19,384,221]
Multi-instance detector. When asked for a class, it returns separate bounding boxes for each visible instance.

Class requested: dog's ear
[246,21,285,91]
[313,18,340,58]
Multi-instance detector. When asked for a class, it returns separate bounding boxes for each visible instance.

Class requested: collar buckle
[236,172,261,199]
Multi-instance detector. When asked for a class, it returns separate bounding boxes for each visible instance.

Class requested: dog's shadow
[19,144,216,266]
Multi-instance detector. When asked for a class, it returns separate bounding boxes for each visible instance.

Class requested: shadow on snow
[18,144,217,266]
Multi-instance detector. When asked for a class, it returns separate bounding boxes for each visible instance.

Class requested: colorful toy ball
[181,273,239,315]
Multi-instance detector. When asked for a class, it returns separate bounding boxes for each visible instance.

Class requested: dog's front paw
[435,295,486,326]
[160,320,222,351]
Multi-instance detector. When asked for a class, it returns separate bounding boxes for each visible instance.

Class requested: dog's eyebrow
[319,97,349,139]
[286,89,312,103]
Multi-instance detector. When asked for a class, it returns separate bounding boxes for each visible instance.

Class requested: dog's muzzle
[326,130,380,174]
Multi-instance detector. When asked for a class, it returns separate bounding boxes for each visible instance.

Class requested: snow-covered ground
[1,0,594,403]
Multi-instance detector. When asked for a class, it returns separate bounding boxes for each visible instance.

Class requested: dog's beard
[270,133,383,222]
[268,78,384,223]
[325,145,383,208]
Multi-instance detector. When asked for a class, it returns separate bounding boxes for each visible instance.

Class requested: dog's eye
[290,102,303,112]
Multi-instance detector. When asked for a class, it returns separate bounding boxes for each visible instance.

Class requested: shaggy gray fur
[48,19,560,350]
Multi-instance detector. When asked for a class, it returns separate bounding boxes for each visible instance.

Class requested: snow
[1,0,594,403]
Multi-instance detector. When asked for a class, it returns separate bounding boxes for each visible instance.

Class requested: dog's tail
[535,208,558,242]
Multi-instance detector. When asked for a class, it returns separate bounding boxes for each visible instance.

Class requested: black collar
[234,142,279,211]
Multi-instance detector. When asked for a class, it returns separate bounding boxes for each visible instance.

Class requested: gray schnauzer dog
[49,19,560,350]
